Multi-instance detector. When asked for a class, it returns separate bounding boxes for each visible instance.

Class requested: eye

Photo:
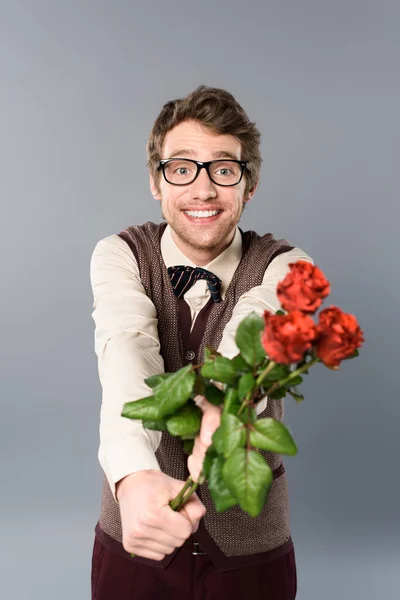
[215,167,233,176]
[166,161,195,176]
[176,167,190,175]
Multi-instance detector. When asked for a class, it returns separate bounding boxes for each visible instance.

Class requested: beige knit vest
[98,221,295,565]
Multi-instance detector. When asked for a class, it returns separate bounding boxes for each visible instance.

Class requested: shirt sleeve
[216,247,315,415]
[90,234,164,502]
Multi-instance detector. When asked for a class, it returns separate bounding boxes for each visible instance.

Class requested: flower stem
[237,401,246,417]
[169,476,194,511]
[237,361,278,416]
[181,479,200,504]
[264,356,320,396]
[169,471,204,512]
[256,360,276,386]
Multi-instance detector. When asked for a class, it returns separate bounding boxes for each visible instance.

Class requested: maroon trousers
[91,534,297,600]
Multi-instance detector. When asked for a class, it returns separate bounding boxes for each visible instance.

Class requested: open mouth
[183,209,222,221]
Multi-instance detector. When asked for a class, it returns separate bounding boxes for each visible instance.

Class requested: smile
[184,210,221,218]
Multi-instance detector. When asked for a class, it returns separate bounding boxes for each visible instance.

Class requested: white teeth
[185,210,220,218]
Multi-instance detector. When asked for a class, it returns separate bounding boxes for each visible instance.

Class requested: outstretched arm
[90,233,205,560]
[90,234,164,501]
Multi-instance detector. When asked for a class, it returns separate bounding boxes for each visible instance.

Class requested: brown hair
[146,85,262,197]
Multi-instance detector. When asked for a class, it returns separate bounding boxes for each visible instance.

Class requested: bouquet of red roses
[122,260,364,521]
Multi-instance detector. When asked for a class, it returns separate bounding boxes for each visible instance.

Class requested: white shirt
[90,224,314,501]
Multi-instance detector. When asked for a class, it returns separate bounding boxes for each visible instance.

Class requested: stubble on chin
[160,201,246,250]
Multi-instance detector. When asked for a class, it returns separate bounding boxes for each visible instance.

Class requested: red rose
[315,306,364,369]
[262,309,318,364]
[277,260,330,314]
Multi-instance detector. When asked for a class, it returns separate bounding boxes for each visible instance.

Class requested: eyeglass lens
[163,159,242,185]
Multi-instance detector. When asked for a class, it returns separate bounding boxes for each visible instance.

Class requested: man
[90,85,313,599]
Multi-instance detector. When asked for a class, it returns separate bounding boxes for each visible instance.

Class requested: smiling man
[89,85,313,599]
[151,120,253,265]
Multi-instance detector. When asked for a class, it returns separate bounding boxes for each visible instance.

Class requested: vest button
[185,349,196,361]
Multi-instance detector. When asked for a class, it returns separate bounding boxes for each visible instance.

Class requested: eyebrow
[168,148,240,161]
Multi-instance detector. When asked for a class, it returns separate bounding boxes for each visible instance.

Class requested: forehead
[162,120,241,160]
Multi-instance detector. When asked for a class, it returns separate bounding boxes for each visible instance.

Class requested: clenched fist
[116,469,206,561]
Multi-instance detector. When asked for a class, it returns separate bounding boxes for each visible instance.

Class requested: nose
[190,165,217,200]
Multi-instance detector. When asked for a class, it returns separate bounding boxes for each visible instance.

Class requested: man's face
[150,119,258,263]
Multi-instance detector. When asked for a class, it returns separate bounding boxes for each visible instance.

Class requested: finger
[199,407,221,446]
[134,520,190,548]
[212,381,225,391]
[193,394,222,414]
[187,452,202,483]
[130,536,183,557]
[140,497,194,540]
[191,440,207,467]
[158,505,193,539]
[188,434,208,476]
[179,493,206,525]
[128,540,177,561]
[193,394,209,410]
[127,547,166,561]
[180,503,201,531]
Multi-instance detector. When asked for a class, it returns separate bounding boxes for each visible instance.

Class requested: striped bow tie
[167,265,222,302]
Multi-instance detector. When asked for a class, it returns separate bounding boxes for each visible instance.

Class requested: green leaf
[155,365,196,418]
[267,386,287,400]
[201,356,237,385]
[222,448,273,517]
[284,375,303,387]
[211,425,225,455]
[182,439,195,454]
[235,312,266,367]
[204,345,222,361]
[296,358,309,368]
[343,349,360,360]
[238,373,257,401]
[276,310,286,316]
[202,444,218,479]
[238,406,257,425]
[193,375,205,396]
[142,419,168,431]
[208,456,238,512]
[203,381,225,406]
[231,353,251,373]
[145,373,172,389]
[287,389,305,404]
[121,395,160,420]
[249,418,298,455]
[223,387,241,416]
[258,363,290,385]
[220,413,246,458]
[166,403,202,437]
[300,355,316,372]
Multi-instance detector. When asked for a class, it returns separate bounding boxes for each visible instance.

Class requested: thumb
[179,493,206,532]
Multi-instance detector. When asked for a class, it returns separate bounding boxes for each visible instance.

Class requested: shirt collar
[161,223,242,300]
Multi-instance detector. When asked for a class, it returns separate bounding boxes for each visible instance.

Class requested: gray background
[1,1,398,598]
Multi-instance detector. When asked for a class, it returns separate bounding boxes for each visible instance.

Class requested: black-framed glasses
[157,158,248,187]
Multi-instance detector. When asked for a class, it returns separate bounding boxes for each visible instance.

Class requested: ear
[244,179,259,204]
[149,173,162,201]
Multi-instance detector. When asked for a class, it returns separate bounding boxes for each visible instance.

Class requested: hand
[188,394,223,483]
[116,469,206,560]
